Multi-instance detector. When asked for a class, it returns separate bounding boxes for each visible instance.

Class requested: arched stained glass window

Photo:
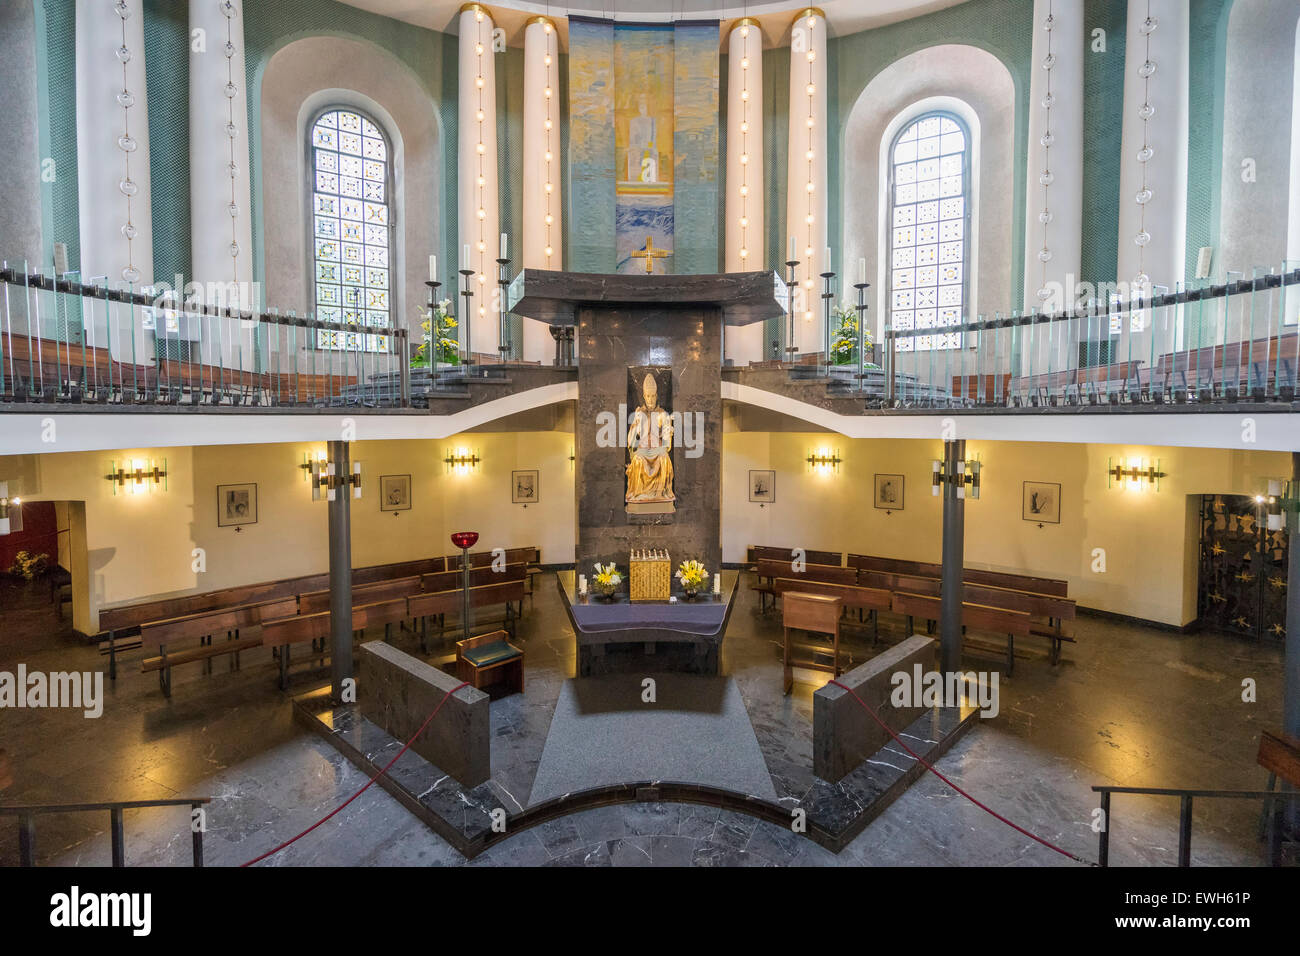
[888,112,969,351]
[310,108,392,351]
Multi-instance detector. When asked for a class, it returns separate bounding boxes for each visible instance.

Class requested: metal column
[328,439,353,703]
[940,438,965,674]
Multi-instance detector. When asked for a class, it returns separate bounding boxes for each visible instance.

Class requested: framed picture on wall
[874,473,904,511]
[379,474,412,512]
[749,470,775,503]
[512,470,539,504]
[217,483,258,528]
[1022,481,1061,524]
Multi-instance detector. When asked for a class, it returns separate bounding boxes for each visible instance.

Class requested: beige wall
[3,428,1288,633]
[1,430,574,633]
[722,432,1292,627]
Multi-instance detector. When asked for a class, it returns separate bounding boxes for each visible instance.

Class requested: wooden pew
[847,553,1069,598]
[262,606,371,691]
[98,556,447,678]
[857,570,1076,664]
[137,596,299,697]
[890,591,1032,674]
[1258,730,1300,865]
[747,545,842,569]
[297,576,421,616]
[410,566,527,649]
[757,559,892,637]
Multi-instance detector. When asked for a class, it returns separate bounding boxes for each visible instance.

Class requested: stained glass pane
[311,108,392,352]
[889,112,968,352]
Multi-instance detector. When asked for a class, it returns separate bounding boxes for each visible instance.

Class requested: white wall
[2,429,574,633]
[722,431,1292,626]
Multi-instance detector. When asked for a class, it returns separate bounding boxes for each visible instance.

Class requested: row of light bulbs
[472,5,490,320]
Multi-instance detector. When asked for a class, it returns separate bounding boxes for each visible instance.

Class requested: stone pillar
[190,0,254,366]
[0,0,44,271]
[521,15,559,364]
[1116,0,1188,358]
[785,7,828,360]
[1286,453,1300,744]
[328,440,354,703]
[76,0,154,360]
[725,18,764,367]
[458,3,500,361]
[1024,0,1083,325]
[940,439,966,675]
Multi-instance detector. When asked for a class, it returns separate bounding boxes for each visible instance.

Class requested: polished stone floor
[0,572,1289,867]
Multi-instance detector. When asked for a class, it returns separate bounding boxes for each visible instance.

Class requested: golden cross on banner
[632,236,672,274]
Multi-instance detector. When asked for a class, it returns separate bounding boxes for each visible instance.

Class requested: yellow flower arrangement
[675,559,708,595]
[592,562,622,598]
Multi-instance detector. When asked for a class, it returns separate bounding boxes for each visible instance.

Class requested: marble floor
[0,572,1290,867]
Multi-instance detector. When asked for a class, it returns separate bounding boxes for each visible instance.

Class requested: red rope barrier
[242,681,470,867]
[827,678,1095,866]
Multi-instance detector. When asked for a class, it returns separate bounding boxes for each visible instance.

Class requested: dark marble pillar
[575,304,722,576]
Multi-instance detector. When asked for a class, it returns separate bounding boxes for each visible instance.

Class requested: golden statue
[626,372,675,508]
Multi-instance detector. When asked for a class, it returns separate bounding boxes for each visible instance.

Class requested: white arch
[842,44,1015,351]
[259,35,441,346]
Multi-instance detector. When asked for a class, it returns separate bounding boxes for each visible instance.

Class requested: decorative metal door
[1198,495,1288,639]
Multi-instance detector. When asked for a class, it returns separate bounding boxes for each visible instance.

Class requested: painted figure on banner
[626,372,675,509]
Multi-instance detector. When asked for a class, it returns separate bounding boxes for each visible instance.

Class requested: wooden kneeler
[456,629,524,696]
[781,592,843,696]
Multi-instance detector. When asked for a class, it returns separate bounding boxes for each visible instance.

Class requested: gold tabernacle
[629,550,672,601]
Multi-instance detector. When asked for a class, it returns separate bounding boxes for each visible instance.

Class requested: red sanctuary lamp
[451,531,479,639]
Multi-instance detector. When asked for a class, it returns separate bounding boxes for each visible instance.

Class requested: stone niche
[576,304,722,576]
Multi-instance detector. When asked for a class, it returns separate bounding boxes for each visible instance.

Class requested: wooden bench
[848,553,1069,598]
[1258,729,1300,864]
[409,570,527,650]
[137,597,299,697]
[748,545,842,570]
[260,605,379,690]
[758,559,891,636]
[297,576,421,616]
[753,558,855,613]
[456,629,524,695]
[890,591,1032,674]
[857,570,1076,664]
[98,555,448,677]
[1155,332,1299,401]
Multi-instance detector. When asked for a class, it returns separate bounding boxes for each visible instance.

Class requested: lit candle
[859,257,867,285]
[713,572,721,594]
[429,255,437,283]
[500,233,508,260]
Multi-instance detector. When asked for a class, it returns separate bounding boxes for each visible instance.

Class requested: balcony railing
[882,265,1300,409]
[0,265,410,408]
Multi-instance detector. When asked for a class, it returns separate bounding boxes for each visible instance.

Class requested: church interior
[0,0,1299,887]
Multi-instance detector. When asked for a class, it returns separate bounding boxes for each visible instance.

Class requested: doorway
[1197,494,1289,639]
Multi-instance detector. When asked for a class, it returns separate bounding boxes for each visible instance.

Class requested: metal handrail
[0,797,211,867]
[1091,784,1296,867]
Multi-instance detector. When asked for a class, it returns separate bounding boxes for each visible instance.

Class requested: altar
[556,570,740,676]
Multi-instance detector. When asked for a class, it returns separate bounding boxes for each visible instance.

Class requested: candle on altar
[713,572,721,594]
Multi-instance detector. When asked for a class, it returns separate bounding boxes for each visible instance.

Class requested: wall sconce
[1108,457,1165,492]
[931,456,981,499]
[444,447,482,474]
[806,449,841,474]
[105,459,167,495]
[303,451,361,501]
[1263,479,1298,531]
[0,481,17,535]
